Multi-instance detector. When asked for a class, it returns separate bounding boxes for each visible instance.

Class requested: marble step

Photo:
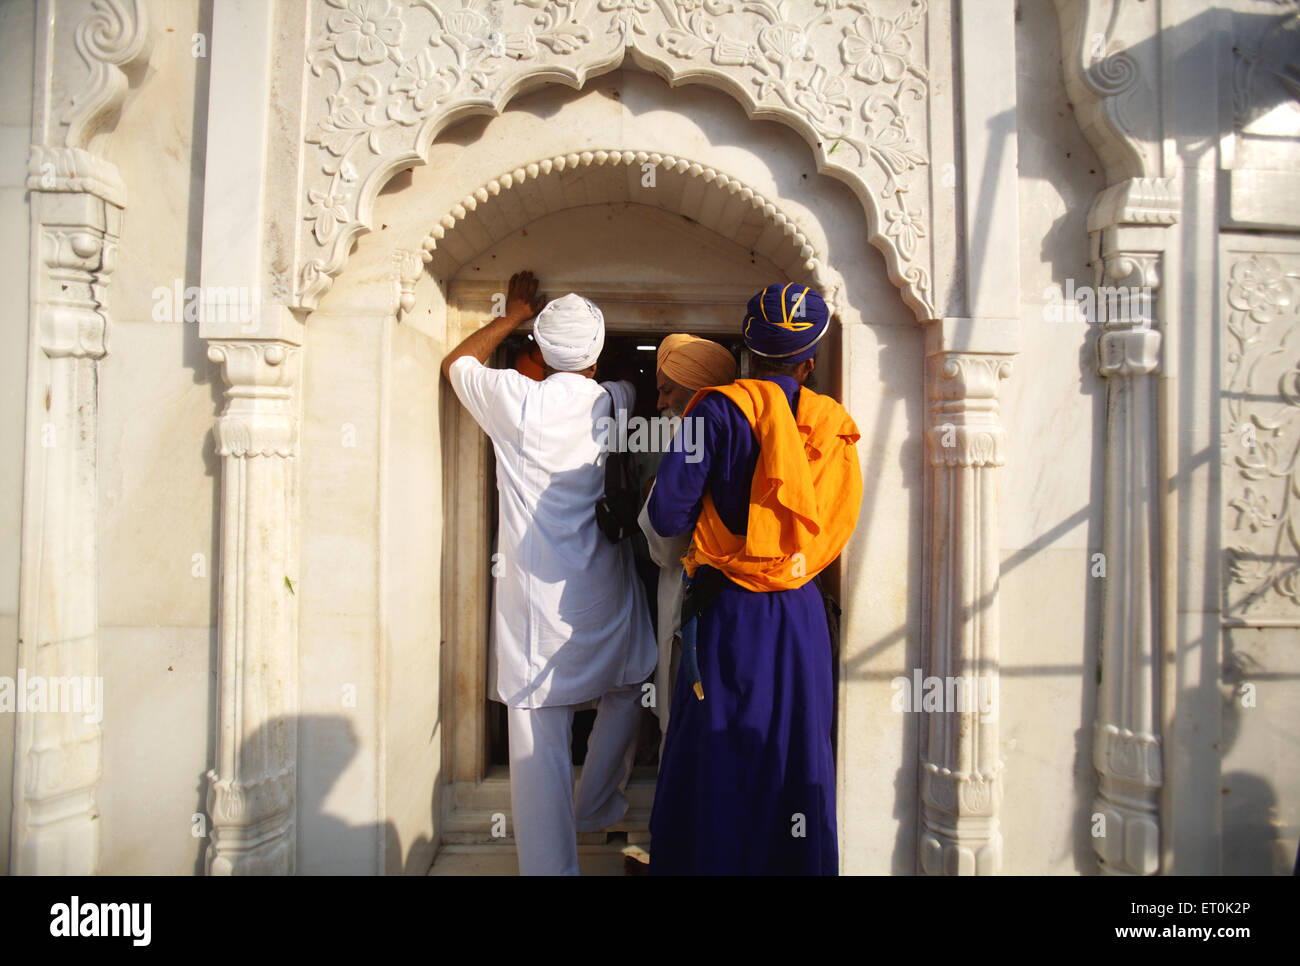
[430,841,650,876]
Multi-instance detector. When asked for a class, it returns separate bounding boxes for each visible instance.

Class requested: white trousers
[507,684,642,875]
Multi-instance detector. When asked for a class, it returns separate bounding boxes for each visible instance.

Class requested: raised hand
[506,270,543,322]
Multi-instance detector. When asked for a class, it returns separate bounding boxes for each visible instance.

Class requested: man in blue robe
[641,283,862,875]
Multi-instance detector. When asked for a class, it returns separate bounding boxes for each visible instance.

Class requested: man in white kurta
[442,274,657,875]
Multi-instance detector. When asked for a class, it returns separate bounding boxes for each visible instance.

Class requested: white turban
[533,293,605,372]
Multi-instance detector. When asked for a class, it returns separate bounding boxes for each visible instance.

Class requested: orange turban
[657,334,737,391]
[514,345,545,381]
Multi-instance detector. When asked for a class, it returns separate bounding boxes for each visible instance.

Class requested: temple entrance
[436,200,818,853]
[297,66,911,873]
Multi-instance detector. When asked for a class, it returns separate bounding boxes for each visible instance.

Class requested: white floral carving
[299,0,935,316]
[1222,253,1300,620]
[793,65,851,122]
[306,186,352,244]
[841,12,912,84]
[390,49,454,114]
[325,0,404,64]
[885,204,924,260]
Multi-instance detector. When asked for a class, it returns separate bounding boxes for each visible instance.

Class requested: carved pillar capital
[207,339,300,390]
[206,341,301,459]
[33,194,121,361]
[1089,179,1175,380]
[1098,328,1161,379]
[1099,249,1160,291]
[926,353,1012,468]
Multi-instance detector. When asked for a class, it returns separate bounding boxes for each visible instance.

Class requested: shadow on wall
[1220,639,1298,875]
[196,715,438,875]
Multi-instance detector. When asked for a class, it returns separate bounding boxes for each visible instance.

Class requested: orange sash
[682,379,862,591]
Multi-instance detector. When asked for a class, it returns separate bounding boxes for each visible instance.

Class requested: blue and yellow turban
[742,283,830,364]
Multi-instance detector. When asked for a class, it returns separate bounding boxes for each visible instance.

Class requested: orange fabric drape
[682,379,862,591]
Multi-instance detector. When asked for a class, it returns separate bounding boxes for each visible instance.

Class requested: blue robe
[647,374,838,875]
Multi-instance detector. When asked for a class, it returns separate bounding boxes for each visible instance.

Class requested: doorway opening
[440,276,841,845]
[433,176,843,852]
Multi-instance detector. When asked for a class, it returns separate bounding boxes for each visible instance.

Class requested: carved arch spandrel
[297,0,937,319]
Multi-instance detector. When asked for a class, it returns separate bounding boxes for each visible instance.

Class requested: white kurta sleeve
[638,481,692,569]
[599,378,636,416]
[447,355,528,441]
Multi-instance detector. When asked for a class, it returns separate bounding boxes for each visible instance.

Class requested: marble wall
[999,0,1108,875]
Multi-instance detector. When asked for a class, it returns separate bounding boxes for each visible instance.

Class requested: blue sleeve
[647,397,722,537]
[648,393,756,538]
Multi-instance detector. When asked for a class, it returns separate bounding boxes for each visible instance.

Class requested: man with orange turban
[635,334,736,750]
[642,284,861,875]
[653,333,738,418]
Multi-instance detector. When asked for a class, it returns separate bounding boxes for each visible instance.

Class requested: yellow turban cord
[657,333,737,392]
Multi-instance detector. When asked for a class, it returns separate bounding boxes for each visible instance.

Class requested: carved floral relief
[300,0,935,314]
[1223,251,1300,621]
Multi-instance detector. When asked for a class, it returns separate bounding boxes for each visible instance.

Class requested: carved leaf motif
[962,776,991,812]
[758,22,810,65]
[793,66,852,123]
[443,7,491,41]
[659,27,711,58]
[307,95,369,156]
[536,22,594,54]
[872,124,926,174]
